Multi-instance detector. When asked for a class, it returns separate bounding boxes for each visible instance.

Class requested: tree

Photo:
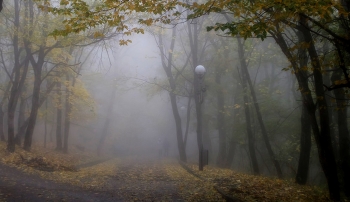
[7,0,30,152]
[33,0,350,198]
[154,26,188,162]
[186,0,348,199]
[0,0,105,153]
[97,79,117,156]
[22,1,112,152]
[55,81,63,150]
[207,37,229,168]
[38,0,178,44]
[59,47,96,153]
[238,36,283,178]
[295,30,312,185]
[236,36,260,175]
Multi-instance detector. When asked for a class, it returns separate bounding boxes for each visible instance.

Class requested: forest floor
[0,142,333,202]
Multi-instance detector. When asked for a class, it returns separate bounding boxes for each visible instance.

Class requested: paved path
[0,162,122,201]
[104,157,182,201]
[0,156,182,202]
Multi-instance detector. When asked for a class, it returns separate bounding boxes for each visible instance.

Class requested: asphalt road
[0,162,124,202]
[0,157,182,202]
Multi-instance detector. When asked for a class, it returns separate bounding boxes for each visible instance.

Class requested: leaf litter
[180,162,332,202]
[0,142,334,201]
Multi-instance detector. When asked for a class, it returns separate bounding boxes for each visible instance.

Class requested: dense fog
[1,1,350,200]
[32,34,179,156]
[0,20,327,184]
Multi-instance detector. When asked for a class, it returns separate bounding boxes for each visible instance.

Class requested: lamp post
[194,65,206,171]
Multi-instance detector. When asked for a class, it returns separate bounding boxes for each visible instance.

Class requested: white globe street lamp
[195,65,206,78]
[194,65,206,171]
[195,65,206,104]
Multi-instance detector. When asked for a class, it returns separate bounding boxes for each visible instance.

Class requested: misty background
[2,1,347,197]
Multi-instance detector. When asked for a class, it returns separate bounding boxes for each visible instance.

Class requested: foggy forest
[0,0,349,201]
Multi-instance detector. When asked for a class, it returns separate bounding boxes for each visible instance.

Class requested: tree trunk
[322,55,337,160]
[0,108,4,141]
[183,94,192,149]
[337,1,350,196]
[23,47,44,151]
[157,27,187,162]
[299,15,340,200]
[207,37,228,167]
[15,119,28,145]
[18,90,26,133]
[23,65,42,151]
[215,69,227,167]
[15,88,27,146]
[225,87,241,168]
[295,103,312,184]
[332,69,350,198]
[169,92,187,162]
[237,36,260,175]
[295,29,312,185]
[8,61,28,151]
[97,80,117,156]
[0,79,12,142]
[7,0,21,153]
[244,59,283,178]
[44,97,48,148]
[55,82,63,150]
[273,19,340,199]
[63,75,71,153]
[13,81,55,148]
[238,36,283,177]
[22,0,43,152]
[225,139,237,168]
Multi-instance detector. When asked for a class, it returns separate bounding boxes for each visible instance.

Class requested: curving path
[0,156,183,202]
[0,162,122,202]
